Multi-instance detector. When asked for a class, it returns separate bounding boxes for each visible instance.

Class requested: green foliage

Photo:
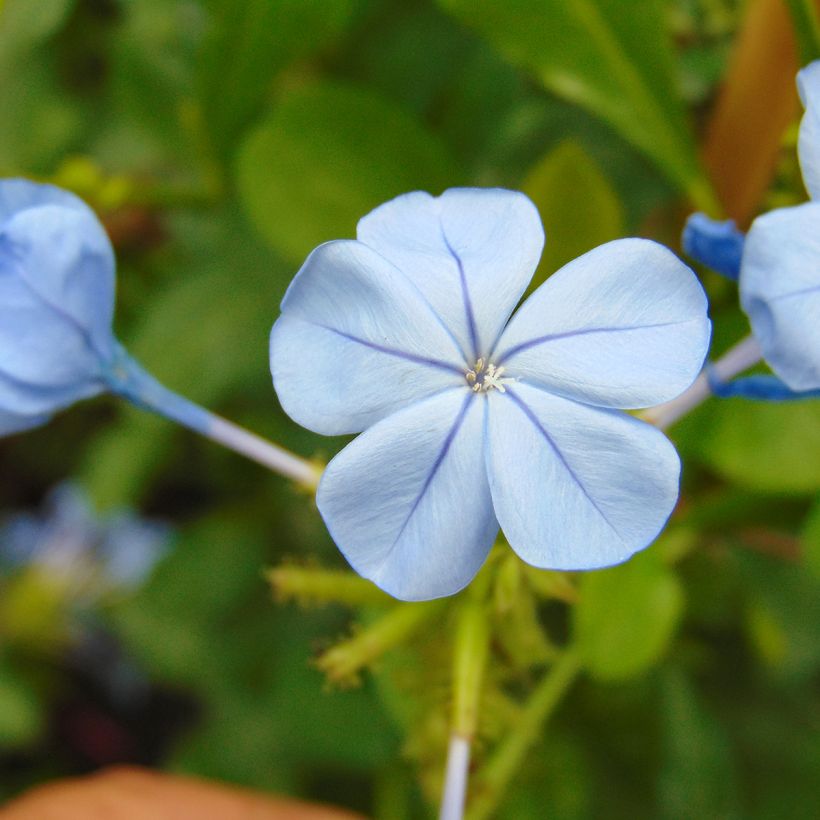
[574,547,684,681]
[0,659,44,746]
[658,668,740,820]
[235,81,459,263]
[437,0,715,207]
[522,140,624,290]
[196,0,363,155]
[0,0,75,61]
[693,399,820,493]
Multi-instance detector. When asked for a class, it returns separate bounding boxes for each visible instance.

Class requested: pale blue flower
[1,482,170,593]
[270,188,710,600]
[740,60,820,391]
[0,179,116,434]
[0,178,220,439]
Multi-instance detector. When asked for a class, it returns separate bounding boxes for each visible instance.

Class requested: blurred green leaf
[658,668,740,820]
[0,660,43,746]
[740,551,820,681]
[235,80,460,263]
[521,140,624,290]
[691,399,820,493]
[573,548,684,681]
[197,0,363,154]
[801,497,820,580]
[0,56,83,174]
[437,0,715,207]
[0,0,74,62]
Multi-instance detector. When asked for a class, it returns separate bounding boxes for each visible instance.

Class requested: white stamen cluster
[465,358,515,393]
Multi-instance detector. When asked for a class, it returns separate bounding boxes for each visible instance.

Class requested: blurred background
[2,0,820,816]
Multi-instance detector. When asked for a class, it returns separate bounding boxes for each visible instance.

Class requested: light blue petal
[357,188,544,360]
[494,239,710,408]
[0,371,100,415]
[272,240,465,435]
[740,201,820,390]
[485,383,680,570]
[798,61,820,200]
[0,407,51,436]
[1,203,116,359]
[317,389,498,601]
[0,178,92,225]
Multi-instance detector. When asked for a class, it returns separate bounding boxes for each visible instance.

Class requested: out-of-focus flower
[0,483,170,598]
[739,61,820,391]
[271,188,710,600]
[0,180,117,435]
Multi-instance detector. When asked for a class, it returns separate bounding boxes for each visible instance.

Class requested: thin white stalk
[105,346,321,488]
[206,414,320,487]
[640,334,763,430]
[440,735,471,820]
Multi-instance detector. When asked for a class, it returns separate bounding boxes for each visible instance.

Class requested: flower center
[464,358,515,393]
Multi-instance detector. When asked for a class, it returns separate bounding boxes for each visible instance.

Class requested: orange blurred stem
[703,0,805,225]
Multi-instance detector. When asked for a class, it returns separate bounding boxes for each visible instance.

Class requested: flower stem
[316,600,446,685]
[639,334,763,430]
[465,649,582,820]
[103,344,321,489]
[441,597,491,820]
[267,566,392,607]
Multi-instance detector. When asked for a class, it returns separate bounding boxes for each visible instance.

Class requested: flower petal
[317,389,498,601]
[740,201,820,390]
[0,407,51,437]
[357,188,544,359]
[494,239,710,408]
[271,240,465,435]
[0,178,92,225]
[0,205,115,395]
[798,60,820,200]
[486,383,680,570]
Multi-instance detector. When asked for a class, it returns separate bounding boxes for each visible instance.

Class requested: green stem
[465,649,582,820]
[441,597,491,820]
[784,0,820,64]
[452,598,491,739]
[315,600,446,685]
[267,566,393,608]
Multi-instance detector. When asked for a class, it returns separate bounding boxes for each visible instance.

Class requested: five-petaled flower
[271,188,711,600]
[740,60,820,390]
[0,179,116,435]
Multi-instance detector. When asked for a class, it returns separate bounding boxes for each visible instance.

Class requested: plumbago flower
[0,179,116,434]
[271,188,711,600]
[739,60,820,390]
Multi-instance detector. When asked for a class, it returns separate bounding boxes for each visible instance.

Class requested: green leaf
[0,0,75,62]
[740,551,820,681]
[658,668,741,820]
[691,399,820,494]
[573,547,684,681]
[0,661,43,746]
[521,141,624,291]
[235,81,460,264]
[437,0,716,208]
[196,0,363,154]
[801,498,820,580]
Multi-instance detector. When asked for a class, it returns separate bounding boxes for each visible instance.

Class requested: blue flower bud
[0,179,116,434]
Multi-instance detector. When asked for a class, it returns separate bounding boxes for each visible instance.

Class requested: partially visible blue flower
[0,483,170,594]
[0,179,118,434]
[271,188,711,601]
[682,213,744,281]
[739,61,820,391]
[0,178,224,444]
